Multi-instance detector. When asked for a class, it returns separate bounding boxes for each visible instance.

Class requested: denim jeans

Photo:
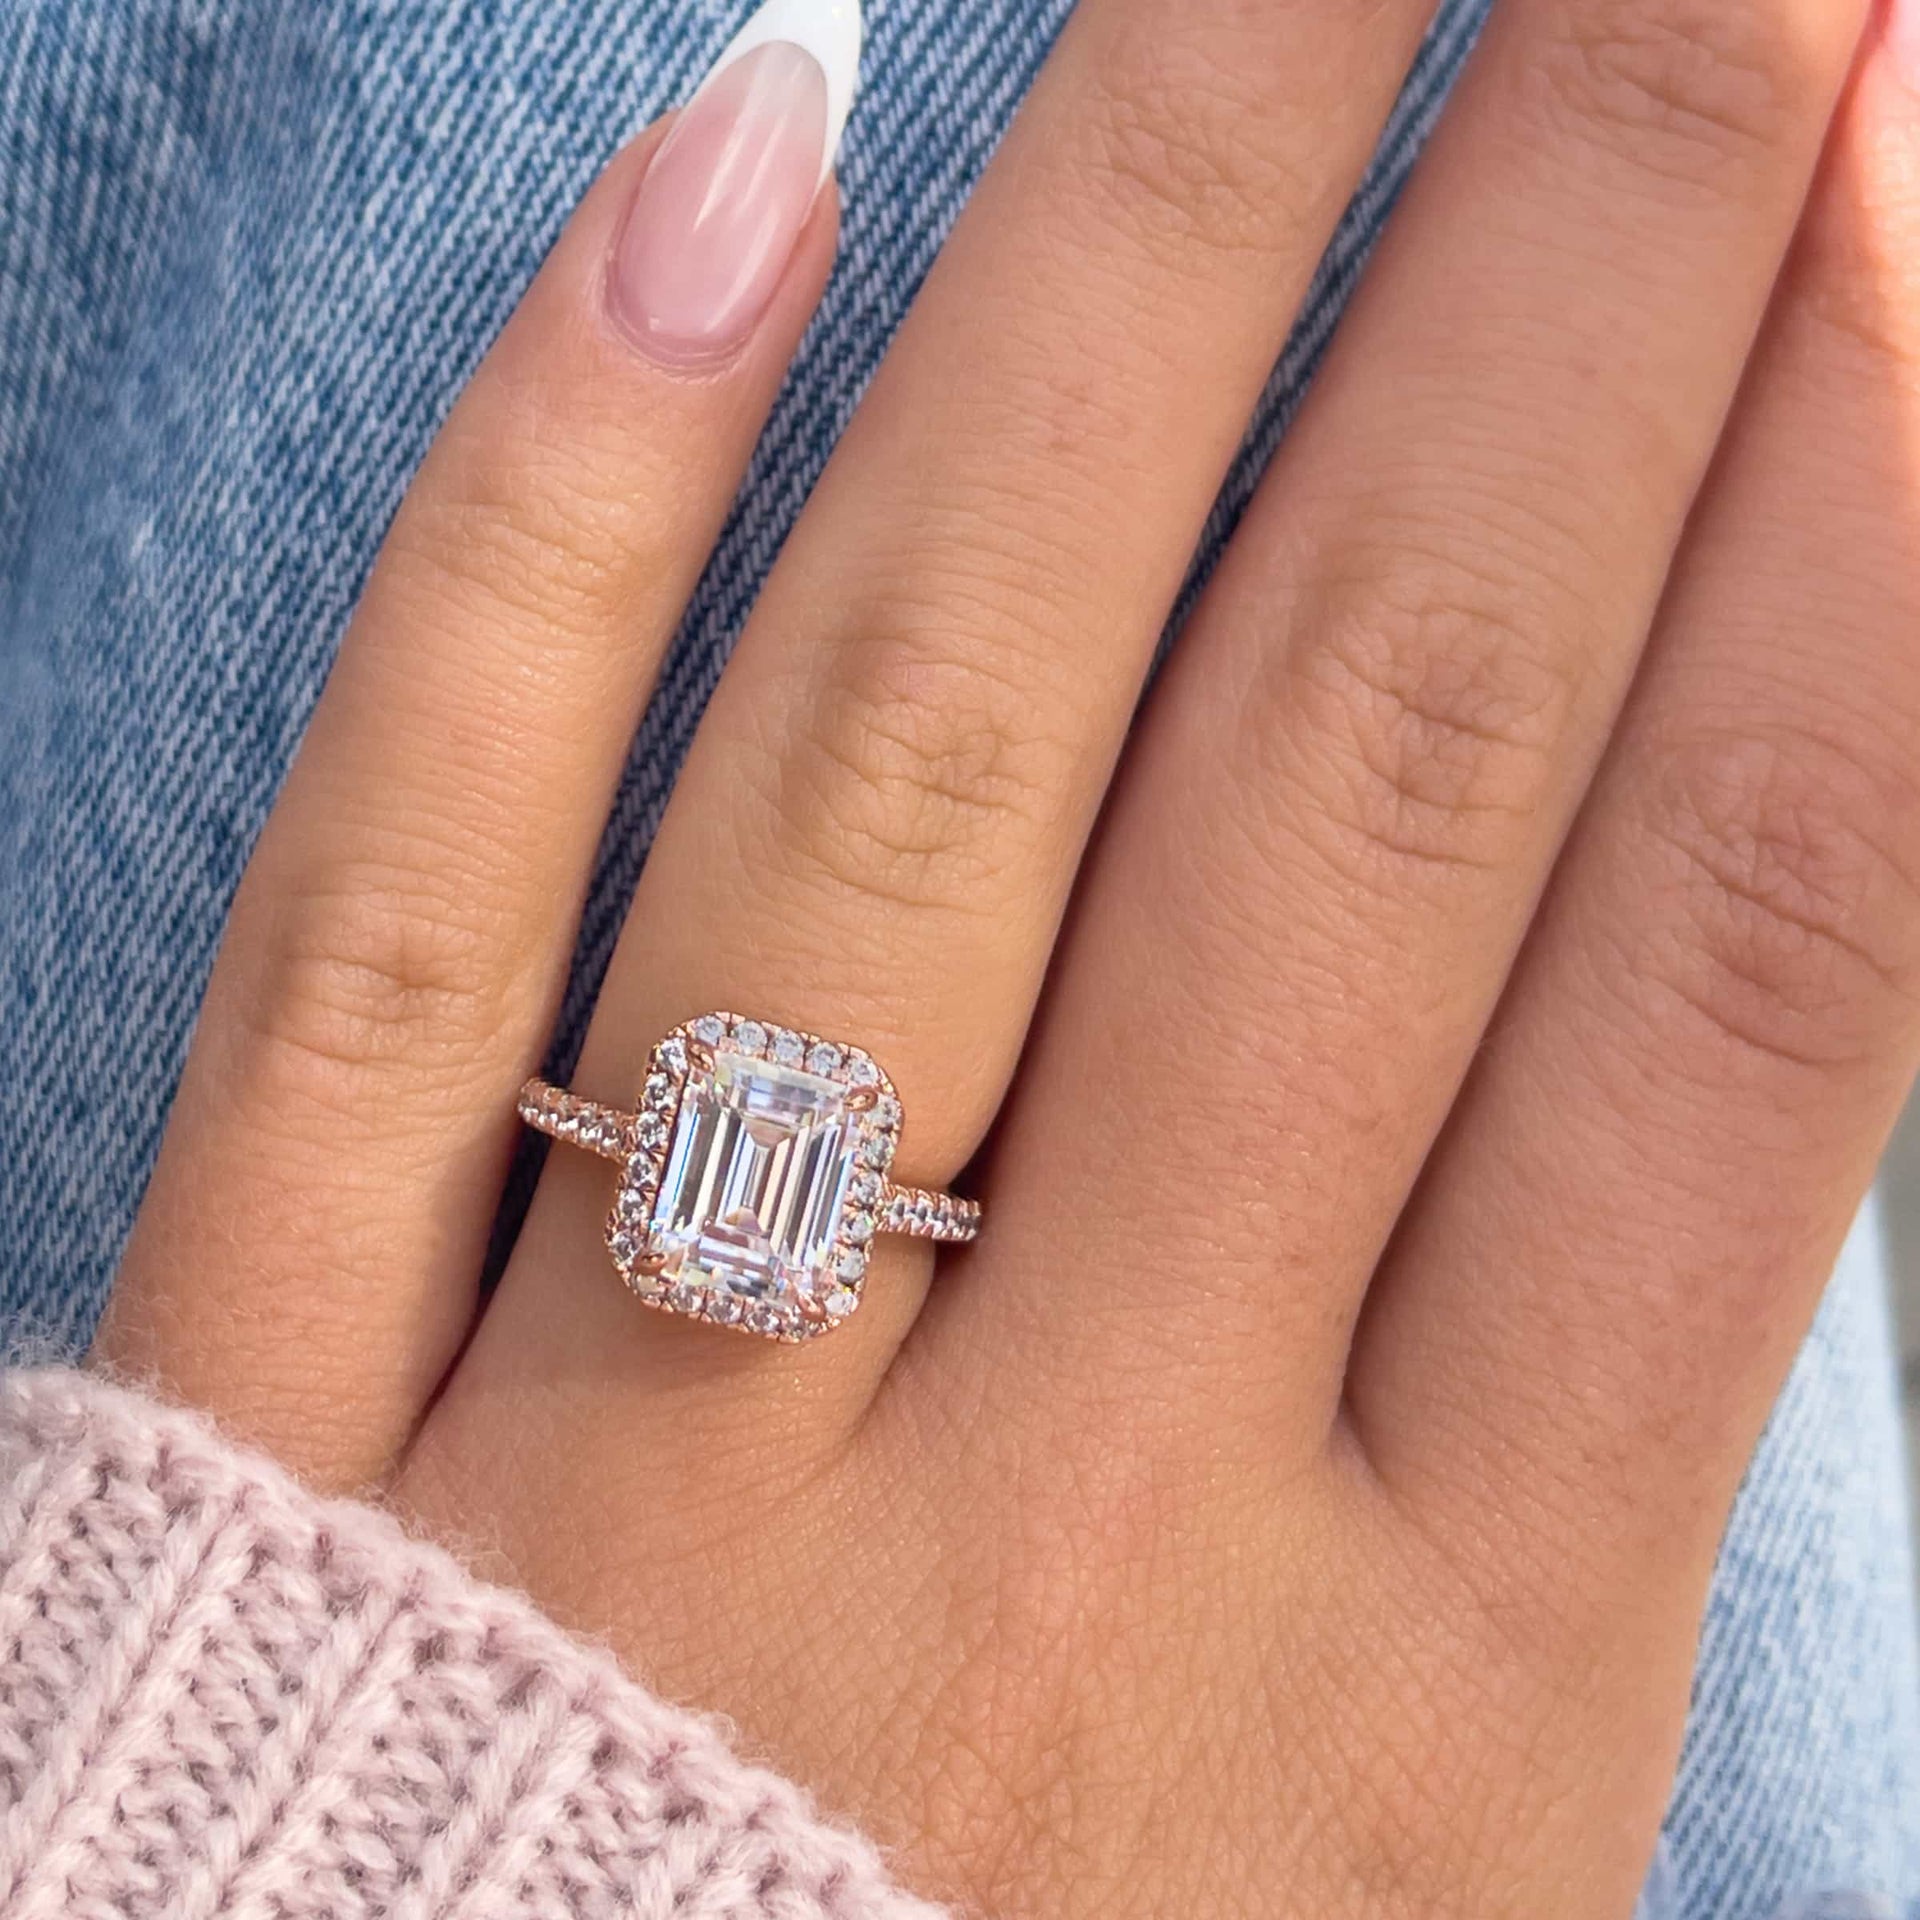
[0,2,1915,1913]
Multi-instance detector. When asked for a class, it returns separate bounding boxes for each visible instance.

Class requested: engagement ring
[520,1013,980,1341]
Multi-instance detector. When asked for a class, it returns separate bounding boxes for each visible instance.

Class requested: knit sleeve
[0,1367,948,1920]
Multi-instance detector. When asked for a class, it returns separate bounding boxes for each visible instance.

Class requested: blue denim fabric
[0,3,1914,1913]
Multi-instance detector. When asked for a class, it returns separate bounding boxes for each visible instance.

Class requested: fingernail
[610,0,861,366]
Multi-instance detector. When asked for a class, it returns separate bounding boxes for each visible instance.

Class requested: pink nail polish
[610,41,830,366]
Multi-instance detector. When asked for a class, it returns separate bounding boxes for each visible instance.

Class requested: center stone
[650,1049,858,1310]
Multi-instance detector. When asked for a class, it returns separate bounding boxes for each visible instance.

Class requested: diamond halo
[517,1013,980,1343]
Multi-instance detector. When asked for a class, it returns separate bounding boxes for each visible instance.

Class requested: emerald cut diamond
[527,1012,987,1343]
[611,1018,898,1338]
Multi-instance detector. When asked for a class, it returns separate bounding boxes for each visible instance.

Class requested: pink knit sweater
[0,1368,945,1919]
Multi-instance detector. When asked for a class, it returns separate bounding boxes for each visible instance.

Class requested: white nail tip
[696,0,862,192]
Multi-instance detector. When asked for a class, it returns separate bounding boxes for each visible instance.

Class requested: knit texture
[0,1368,945,1920]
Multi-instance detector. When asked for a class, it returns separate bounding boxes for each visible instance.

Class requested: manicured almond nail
[610,0,860,366]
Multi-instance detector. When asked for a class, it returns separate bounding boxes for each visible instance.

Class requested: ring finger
[420,0,1442,1487]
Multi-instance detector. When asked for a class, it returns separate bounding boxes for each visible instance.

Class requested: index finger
[100,43,845,1490]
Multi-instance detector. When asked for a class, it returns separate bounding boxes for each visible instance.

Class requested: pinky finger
[1352,17,1920,1560]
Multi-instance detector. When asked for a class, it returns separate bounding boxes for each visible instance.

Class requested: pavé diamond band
[518,1012,981,1342]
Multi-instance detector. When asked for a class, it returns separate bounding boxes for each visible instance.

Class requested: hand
[97,0,1920,1912]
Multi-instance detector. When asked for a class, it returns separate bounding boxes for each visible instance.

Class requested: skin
[96,0,1920,1912]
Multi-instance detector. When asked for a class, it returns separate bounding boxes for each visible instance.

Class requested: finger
[940,0,1869,1452]
[416,0,1447,1524]
[1348,25,1920,1562]
[98,39,845,1489]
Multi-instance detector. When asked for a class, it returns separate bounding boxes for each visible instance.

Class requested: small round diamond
[844,1211,876,1246]
[745,1304,787,1337]
[643,1073,675,1110]
[732,1019,768,1055]
[873,1094,903,1132]
[706,1293,744,1325]
[806,1041,844,1077]
[771,1028,805,1066]
[835,1247,868,1283]
[851,1169,883,1206]
[691,1015,726,1047]
[657,1036,688,1074]
[615,1187,649,1226]
[636,1112,669,1151]
[848,1055,880,1088]
[671,1282,707,1316]
[823,1288,860,1322]
[608,1231,639,1264]
[859,1134,892,1170]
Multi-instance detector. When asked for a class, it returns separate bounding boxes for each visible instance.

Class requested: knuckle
[1274,556,1581,882]
[383,428,648,644]
[1630,725,1920,1073]
[1082,18,1311,262]
[1524,0,1809,184]
[237,857,520,1104]
[771,609,1066,916]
